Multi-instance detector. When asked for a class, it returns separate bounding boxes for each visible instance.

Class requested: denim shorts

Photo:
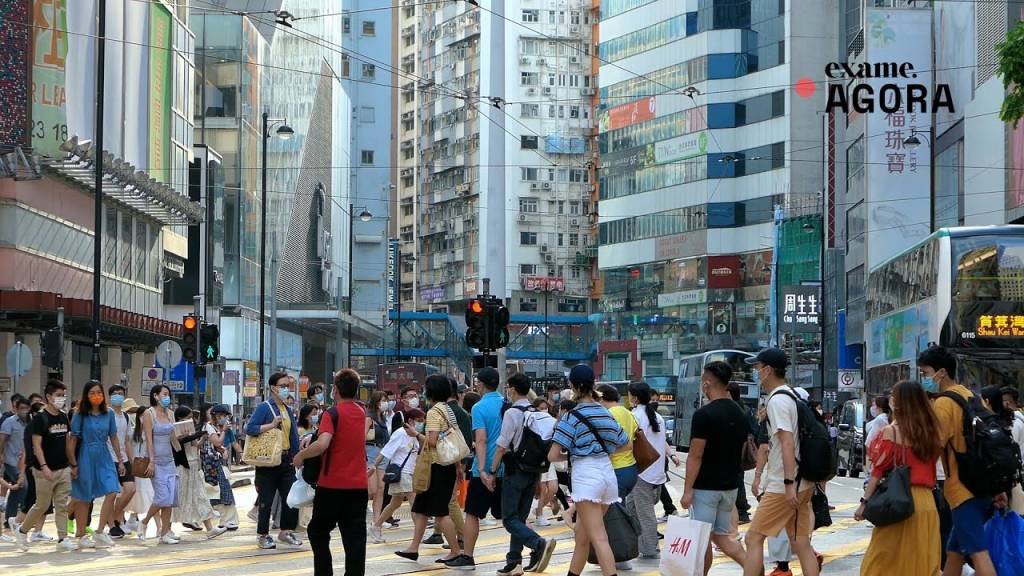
[689,488,738,535]
[947,496,991,556]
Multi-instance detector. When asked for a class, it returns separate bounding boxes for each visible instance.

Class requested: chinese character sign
[780,286,822,333]
[976,314,1024,337]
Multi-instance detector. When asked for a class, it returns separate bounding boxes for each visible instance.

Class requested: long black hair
[149,383,171,407]
[133,407,148,443]
[982,385,1013,426]
[628,381,660,433]
[298,404,317,430]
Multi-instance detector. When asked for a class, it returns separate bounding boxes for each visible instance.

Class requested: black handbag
[863,443,915,527]
[588,502,640,564]
[812,485,832,529]
[383,441,416,484]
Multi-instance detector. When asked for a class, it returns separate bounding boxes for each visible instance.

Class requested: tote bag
[587,502,640,564]
[632,428,660,473]
[242,402,284,467]
[435,405,470,466]
[660,516,713,576]
[863,443,914,526]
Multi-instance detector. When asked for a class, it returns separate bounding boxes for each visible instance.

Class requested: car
[835,399,865,478]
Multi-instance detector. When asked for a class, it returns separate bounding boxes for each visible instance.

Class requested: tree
[997,20,1024,127]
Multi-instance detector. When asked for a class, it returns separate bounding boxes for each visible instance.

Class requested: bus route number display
[974,314,1024,338]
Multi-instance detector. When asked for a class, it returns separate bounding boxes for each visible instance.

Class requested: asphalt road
[0,466,874,575]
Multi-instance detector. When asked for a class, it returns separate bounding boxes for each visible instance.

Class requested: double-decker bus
[865,226,1024,395]
[375,362,440,395]
[674,350,758,449]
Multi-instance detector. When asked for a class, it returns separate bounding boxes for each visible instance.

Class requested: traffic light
[182,314,198,363]
[42,328,63,369]
[472,354,499,369]
[487,299,510,349]
[465,298,487,349]
[200,323,220,365]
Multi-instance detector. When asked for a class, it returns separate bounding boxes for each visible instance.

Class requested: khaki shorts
[748,489,814,539]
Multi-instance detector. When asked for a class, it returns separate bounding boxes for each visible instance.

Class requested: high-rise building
[394,0,421,310]
[593,0,835,378]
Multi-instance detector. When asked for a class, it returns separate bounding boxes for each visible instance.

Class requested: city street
[0,466,874,575]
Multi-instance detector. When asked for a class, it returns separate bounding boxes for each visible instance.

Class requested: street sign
[142,366,163,397]
[838,369,863,391]
[166,380,186,392]
[6,342,32,378]
[0,377,11,393]
[156,340,183,369]
[780,285,822,334]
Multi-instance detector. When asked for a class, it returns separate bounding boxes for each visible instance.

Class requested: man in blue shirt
[448,367,504,569]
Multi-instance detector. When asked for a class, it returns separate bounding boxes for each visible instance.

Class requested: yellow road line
[791,537,871,576]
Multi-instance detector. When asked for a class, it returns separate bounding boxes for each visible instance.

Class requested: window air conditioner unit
[542,182,552,189]
[527,87,537,94]
[521,57,530,64]
[570,218,579,226]
[537,58,546,65]
[541,244,549,252]
[519,213,529,222]
[544,254,555,263]
[543,87,552,95]
[581,88,594,96]
[530,182,540,189]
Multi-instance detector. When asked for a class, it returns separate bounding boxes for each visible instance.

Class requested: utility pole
[90,0,107,380]
[193,295,202,408]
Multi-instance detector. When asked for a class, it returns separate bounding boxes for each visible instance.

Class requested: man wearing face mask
[245,373,303,550]
[16,379,74,552]
[105,385,135,539]
[0,396,30,543]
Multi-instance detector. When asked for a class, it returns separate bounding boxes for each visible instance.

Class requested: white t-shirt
[380,428,419,474]
[108,410,131,463]
[632,406,667,485]
[764,386,811,494]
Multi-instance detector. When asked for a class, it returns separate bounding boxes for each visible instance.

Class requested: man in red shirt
[294,369,369,576]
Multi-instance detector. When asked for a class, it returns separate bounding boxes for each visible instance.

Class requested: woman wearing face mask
[170,406,226,540]
[298,404,320,437]
[67,381,125,549]
[369,408,424,542]
[365,391,390,534]
[126,407,154,535]
[244,372,303,550]
[864,396,892,474]
[203,405,239,530]
[139,384,181,544]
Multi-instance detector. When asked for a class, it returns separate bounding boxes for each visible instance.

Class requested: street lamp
[346,205,373,367]
[259,112,292,383]
[903,128,935,231]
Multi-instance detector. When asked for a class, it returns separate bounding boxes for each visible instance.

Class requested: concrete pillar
[126,350,148,401]
[101,345,123,390]
[20,332,43,397]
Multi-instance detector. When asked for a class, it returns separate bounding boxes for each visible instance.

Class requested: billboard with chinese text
[780,285,821,334]
[865,8,933,270]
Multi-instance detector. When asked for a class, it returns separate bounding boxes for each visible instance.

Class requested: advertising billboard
[148,3,172,181]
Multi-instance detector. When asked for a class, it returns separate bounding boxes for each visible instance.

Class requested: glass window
[520,297,538,312]
[522,9,539,22]
[343,15,351,33]
[847,265,864,303]
[519,198,539,213]
[135,220,147,282]
[104,206,117,273]
[953,236,1024,302]
[119,212,132,279]
[362,64,375,79]
[520,232,538,245]
[520,264,537,275]
[846,200,865,255]
[935,141,964,230]
[362,21,376,36]
[359,107,375,123]
[598,14,688,63]
[846,136,865,198]
[521,135,539,149]
[361,150,374,164]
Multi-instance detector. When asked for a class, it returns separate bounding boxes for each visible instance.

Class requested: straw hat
[122,398,140,413]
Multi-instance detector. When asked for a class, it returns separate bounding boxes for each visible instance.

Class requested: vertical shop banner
[387,239,399,312]
[148,3,172,181]
[243,360,259,397]
[865,8,933,270]
[31,0,68,157]
[709,302,734,336]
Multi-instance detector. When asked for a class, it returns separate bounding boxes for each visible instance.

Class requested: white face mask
[407,397,420,409]
[53,396,67,410]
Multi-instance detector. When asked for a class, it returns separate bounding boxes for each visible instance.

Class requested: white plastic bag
[287,468,316,508]
[660,516,712,576]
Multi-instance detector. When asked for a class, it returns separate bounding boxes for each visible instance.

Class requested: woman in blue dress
[67,380,126,549]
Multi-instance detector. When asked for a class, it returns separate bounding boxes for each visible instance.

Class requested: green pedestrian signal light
[200,323,220,365]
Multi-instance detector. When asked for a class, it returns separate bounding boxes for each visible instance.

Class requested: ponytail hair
[628,381,660,433]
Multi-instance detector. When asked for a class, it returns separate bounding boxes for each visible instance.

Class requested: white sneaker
[656,514,669,523]
[0,533,15,544]
[124,518,139,532]
[7,517,19,532]
[159,533,181,545]
[15,530,29,551]
[94,532,115,548]
[167,530,179,540]
[206,526,228,540]
[56,538,78,552]
[534,515,551,527]
[369,525,385,544]
[31,530,54,542]
[78,535,96,549]
[616,560,634,571]
[482,517,498,526]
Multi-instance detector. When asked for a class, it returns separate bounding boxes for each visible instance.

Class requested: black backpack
[773,388,836,483]
[302,407,338,488]
[939,392,1024,497]
[505,406,552,474]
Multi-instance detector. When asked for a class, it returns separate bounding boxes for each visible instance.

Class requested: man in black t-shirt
[16,379,74,552]
[681,361,749,575]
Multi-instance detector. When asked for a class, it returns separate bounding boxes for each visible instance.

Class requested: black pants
[308,487,368,576]
[659,483,677,515]
[735,471,751,517]
[255,458,299,535]
[935,480,952,567]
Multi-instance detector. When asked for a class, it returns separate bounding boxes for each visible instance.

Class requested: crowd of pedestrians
[2,342,1024,576]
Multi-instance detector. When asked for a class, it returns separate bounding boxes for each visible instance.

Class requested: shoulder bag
[570,409,611,454]
[242,401,284,467]
[632,412,660,473]
[435,404,471,466]
[863,434,915,526]
[384,437,417,484]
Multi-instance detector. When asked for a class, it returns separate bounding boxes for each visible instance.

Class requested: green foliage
[997,21,1024,128]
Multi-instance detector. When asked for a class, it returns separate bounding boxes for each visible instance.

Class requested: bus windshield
[953,235,1024,302]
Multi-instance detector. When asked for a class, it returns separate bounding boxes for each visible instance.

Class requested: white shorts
[570,455,619,505]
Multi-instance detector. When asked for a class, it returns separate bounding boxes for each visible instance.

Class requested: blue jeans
[501,470,542,564]
[614,464,638,499]
[3,463,26,520]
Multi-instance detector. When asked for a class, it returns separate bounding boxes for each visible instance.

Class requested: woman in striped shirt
[548,365,627,576]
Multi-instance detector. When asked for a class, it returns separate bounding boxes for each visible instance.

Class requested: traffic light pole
[193,296,201,409]
[56,306,64,378]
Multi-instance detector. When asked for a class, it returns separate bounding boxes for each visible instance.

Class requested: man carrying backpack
[920,346,1006,576]
[741,348,820,576]
[489,373,557,575]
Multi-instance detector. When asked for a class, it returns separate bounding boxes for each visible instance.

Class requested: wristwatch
[783,478,795,485]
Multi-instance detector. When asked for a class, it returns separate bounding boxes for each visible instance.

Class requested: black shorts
[118,466,134,485]
[411,463,457,518]
[464,476,502,519]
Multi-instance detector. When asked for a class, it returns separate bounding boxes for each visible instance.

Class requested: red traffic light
[183,315,198,330]
[469,300,484,314]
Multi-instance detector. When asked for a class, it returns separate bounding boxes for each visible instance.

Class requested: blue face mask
[160,396,172,408]
[921,376,938,393]
[315,393,324,403]
[110,394,125,407]
[278,388,291,400]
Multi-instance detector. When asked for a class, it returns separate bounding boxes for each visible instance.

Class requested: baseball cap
[569,364,595,386]
[211,404,231,415]
[744,347,789,371]
[475,367,500,389]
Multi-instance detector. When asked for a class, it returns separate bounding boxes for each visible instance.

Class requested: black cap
[744,347,789,371]
[475,367,500,389]
[569,364,595,386]
[211,404,231,415]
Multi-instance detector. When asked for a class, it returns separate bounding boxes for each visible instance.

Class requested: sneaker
[534,515,551,527]
[279,531,302,547]
[31,530,54,542]
[159,533,180,545]
[7,517,20,532]
[496,562,524,576]
[207,526,228,540]
[616,561,634,571]
[247,508,259,522]
[109,524,125,539]
[258,535,276,549]
[224,522,239,531]
[386,517,400,529]
[79,535,96,549]
[183,523,203,531]
[56,537,78,552]
[767,569,794,576]
[445,554,476,569]
[656,514,669,522]
[640,552,660,560]
[369,525,386,544]
[94,532,115,548]
[525,538,556,572]
[422,533,444,545]
[124,518,139,533]
[482,517,498,526]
